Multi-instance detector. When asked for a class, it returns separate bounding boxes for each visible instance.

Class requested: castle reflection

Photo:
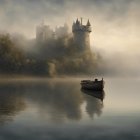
[0,79,105,123]
[0,84,26,124]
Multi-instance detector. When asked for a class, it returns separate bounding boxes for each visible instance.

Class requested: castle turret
[36,22,54,43]
[72,18,92,51]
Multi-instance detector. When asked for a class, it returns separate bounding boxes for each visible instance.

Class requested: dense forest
[0,34,25,73]
[0,33,100,76]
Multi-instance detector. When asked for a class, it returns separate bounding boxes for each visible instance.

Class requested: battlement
[72,18,92,33]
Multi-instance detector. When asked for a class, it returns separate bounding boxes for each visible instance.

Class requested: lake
[0,77,140,140]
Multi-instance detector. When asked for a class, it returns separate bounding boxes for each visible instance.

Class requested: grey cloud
[0,0,139,36]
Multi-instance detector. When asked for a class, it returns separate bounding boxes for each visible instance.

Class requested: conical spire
[76,18,80,24]
[87,19,91,26]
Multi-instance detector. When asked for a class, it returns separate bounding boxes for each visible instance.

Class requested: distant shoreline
[0,74,91,81]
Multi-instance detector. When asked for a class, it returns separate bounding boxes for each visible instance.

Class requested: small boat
[81,78,105,91]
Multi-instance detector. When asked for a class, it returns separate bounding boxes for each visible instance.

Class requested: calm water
[0,77,140,140]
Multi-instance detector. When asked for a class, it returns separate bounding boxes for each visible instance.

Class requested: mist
[0,0,140,77]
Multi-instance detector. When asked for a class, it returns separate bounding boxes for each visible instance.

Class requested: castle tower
[36,21,54,43]
[72,18,92,51]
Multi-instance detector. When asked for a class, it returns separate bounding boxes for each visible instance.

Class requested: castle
[36,21,69,42]
[36,22,54,42]
[72,18,92,51]
[36,18,92,51]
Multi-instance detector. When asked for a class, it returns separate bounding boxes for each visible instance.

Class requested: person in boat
[95,78,98,82]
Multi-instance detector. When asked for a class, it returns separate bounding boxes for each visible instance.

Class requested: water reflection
[0,79,104,124]
[0,78,140,140]
[81,89,105,118]
[0,84,26,124]
[25,81,84,121]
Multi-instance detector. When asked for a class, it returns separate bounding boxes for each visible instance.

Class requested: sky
[0,0,140,55]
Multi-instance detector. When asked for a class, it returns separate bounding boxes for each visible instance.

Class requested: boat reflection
[81,88,105,101]
[81,89,105,118]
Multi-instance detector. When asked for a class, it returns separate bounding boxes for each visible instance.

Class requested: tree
[0,34,25,73]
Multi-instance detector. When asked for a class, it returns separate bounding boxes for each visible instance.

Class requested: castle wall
[36,25,54,43]
[73,32,90,51]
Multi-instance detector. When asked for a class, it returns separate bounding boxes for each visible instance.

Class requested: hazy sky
[0,0,140,54]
